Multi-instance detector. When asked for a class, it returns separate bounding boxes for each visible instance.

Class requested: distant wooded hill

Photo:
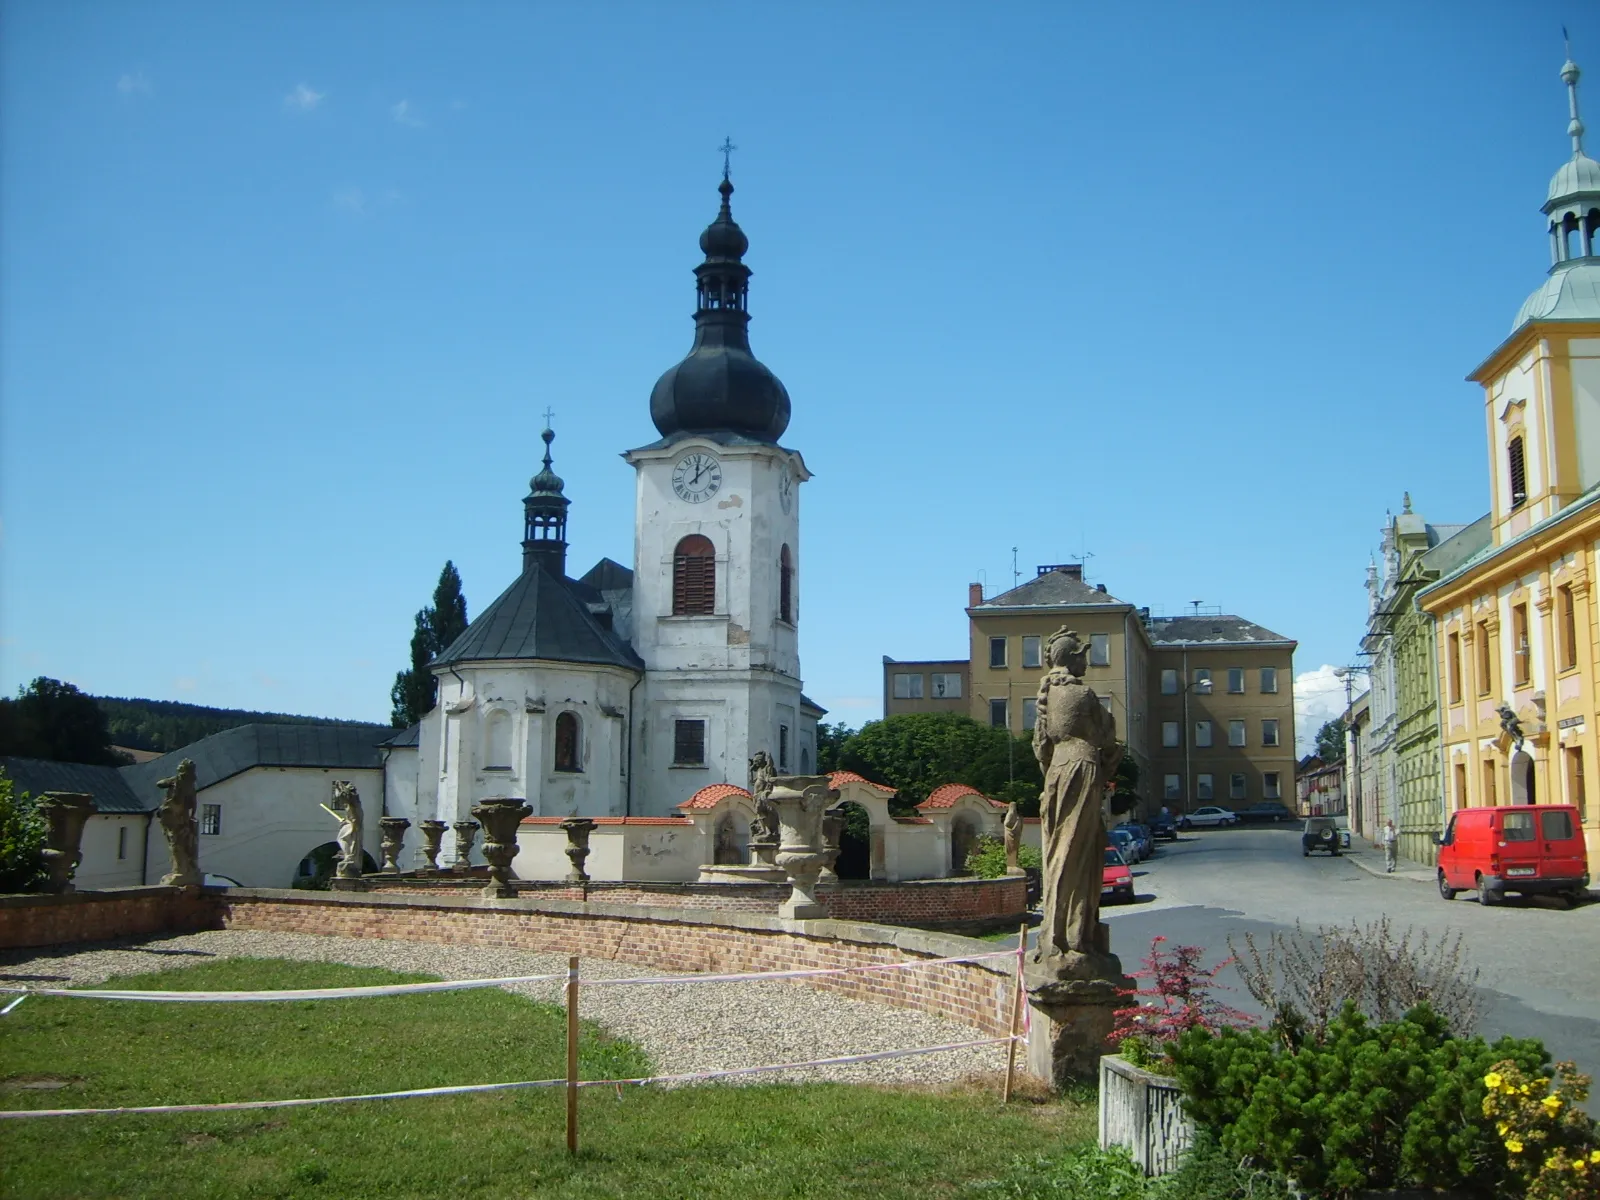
[96,697,375,754]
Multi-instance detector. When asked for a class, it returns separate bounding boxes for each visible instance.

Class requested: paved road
[1017,826,1600,1077]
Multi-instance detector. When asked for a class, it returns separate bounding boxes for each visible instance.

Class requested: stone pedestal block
[1024,931,1130,1089]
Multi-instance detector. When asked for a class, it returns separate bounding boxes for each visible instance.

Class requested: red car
[1103,845,1134,904]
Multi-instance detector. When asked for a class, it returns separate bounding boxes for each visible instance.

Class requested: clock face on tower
[778,468,793,514]
[672,451,722,503]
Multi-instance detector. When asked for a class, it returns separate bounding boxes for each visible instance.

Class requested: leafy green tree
[390,562,471,728]
[0,768,47,893]
[835,712,1044,811]
[0,678,122,765]
[1314,717,1347,762]
[814,721,854,773]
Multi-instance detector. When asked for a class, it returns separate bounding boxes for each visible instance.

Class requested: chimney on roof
[1096,583,1107,593]
[968,582,984,606]
[1139,606,1150,626]
[1036,563,1081,580]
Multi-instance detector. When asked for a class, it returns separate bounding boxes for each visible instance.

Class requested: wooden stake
[1002,920,1028,1103]
[566,955,579,1156]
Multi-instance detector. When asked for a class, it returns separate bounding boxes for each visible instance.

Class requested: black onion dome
[650,174,790,442]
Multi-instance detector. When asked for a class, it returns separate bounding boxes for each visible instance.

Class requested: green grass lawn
[0,958,1092,1199]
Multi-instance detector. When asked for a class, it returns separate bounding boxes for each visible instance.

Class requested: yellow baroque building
[1419,56,1600,864]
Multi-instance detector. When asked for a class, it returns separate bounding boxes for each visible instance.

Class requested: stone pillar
[818,810,843,883]
[769,775,838,920]
[560,816,596,883]
[471,799,530,898]
[1024,924,1132,1089]
[451,820,480,872]
[378,817,410,873]
[37,792,95,894]
[419,820,449,871]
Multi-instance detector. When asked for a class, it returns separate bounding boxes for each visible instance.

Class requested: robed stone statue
[331,781,365,879]
[1031,627,1121,972]
[156,759,203,887]
[748,750,779,847]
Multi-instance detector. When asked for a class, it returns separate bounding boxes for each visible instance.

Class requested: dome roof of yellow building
[1547,152,1600,205]
[1513,259,1600,331]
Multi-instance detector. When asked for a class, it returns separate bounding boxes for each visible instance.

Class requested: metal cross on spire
[541,406,556,430]
[719,136,737,180]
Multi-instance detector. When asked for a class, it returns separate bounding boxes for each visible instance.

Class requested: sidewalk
[1342,843,1435,884]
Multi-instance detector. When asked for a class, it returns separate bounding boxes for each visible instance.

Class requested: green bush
[0,768,47,893]
[1170,1001,1550,1197]
[965,834,1041,879]
[963,1135,1293,1199]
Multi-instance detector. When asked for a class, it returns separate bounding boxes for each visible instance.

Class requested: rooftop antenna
[1190,599,1203,615]
[1012,547,1020,589]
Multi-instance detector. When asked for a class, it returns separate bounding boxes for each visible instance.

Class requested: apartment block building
[882,563,1296,814]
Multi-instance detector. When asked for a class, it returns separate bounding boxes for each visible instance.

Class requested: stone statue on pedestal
[748,750,780,867]
[330,781,365,880]
[155,759,203,887]
[1003,801,1024,876]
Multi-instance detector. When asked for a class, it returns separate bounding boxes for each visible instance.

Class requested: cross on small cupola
[522,417,570,576]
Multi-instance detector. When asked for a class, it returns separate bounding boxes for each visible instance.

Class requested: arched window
[672,535,715,615]
[779,544,794,624]
[485,711,512,770]
[1565,215,1582,261]
[554,712,582,773]
[1508,435,1527,508]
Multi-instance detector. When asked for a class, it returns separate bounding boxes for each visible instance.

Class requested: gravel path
[0,931,1012,1087]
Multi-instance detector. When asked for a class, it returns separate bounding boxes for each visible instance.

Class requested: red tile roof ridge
[676,783,753,811]
[827,770,895,793]
[918,782,1006,811]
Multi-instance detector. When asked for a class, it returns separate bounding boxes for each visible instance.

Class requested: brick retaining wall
[0,887,218,950]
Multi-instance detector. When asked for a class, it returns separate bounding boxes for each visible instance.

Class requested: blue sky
[0,1,1588,749]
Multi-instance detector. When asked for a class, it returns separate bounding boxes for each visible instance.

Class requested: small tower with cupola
[624,156,813,813]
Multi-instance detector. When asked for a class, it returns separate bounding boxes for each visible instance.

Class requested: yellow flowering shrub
[1481,1059,1600,1200]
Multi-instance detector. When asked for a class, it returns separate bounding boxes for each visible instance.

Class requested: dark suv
[1241,801,1294,823]
[1302,817,1341,856]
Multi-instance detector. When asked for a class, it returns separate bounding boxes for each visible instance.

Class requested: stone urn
[37,792,95,894]
[470,800,531,898]
[560,816,596,883]
[768,775,838,919]
[418,820,449,871]
[451,820,480,872]
[819,810,844,883]
[378,817,411,872]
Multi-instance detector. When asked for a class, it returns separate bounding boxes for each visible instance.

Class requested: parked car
[1109,827,1143,863]
[1435,804,1590,906]
[1302,816,1341,856]
[1179,806,1240,829]
[1102,845,1135,904]
[1115,821,1154,860]
[1238,801,1294,823]
[1148,812,1179,841]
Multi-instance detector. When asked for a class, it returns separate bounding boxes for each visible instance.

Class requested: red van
[1435,805,1590,907]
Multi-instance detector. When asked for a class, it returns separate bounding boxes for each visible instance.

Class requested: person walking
[1381,818,1398,873]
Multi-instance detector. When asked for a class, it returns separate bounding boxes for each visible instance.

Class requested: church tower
[624,160,813,814]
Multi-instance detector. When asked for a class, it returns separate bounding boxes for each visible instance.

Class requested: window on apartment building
[1569,746,1588,821]
[1162,721,1180,748]
[1229,720,1246,747]
[1196,774,1214,801]
[117,825,128,860]
[931,672,961,698]
[1090,633,1110,667]
[1161,669,1179,695]
[1483,758,1498,805]
[672,535,716,615]
[1260,667,1278,693]
[1230,773,1247,801]
[1261,719,1281,747]
[1508,435,1527,507]
[1447,631,1463,703]
[201,804,222,836]
[1021,636,1041,668]
[989,637,1007,668]
[1227,668,1245,694]
[989,698,1009,728]
[892,673,924,700]
[1163,774,1182,801]
[1512,602,1531,687]
[1193,669,1213,694]
[1476,621,1494,694]
[779,725,790,771]
[1023,698,1038,731]
[1559,585,1578,671]
[673,719,707,766]
[1263,772,1281,800]
[1194,721,1213,748]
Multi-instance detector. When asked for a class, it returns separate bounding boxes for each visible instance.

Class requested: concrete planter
[1098,1054,1193,1177]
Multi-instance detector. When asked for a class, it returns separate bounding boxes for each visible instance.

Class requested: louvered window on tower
[672,534,716,615]
[1509,435,1527,507]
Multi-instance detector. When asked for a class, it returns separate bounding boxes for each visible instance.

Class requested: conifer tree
[389,561,470,728]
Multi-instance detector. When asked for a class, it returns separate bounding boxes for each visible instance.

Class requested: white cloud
[1294,664,1364,756]
[117,71,151,96]
[284,83,325,113]
[332,186,367,216]
[390,99,424,128]
[173,676,199,693]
